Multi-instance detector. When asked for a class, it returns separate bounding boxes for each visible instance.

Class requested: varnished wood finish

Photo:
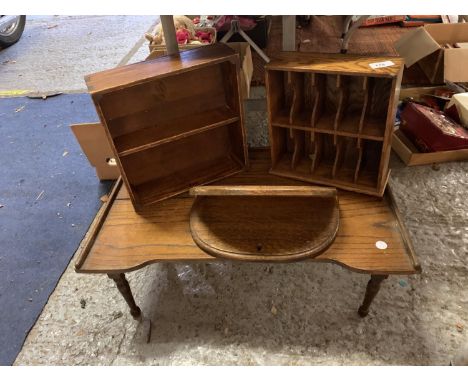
[267,52,403,78]
[107,273,141,319]
[85,44,238,94]
[266,53,403,197]
[85,44,248,209]
[189,186,339,262]
[74,178,121,270]
[358,274,389,317]
[75,149,420,275]
[190,185,337,197]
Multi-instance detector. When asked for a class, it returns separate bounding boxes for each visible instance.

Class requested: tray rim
[189,186,340,262]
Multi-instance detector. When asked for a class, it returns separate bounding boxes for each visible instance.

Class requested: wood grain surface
[189,185,337,197]
[87,43,248,209]
[266,52,403,197]
[267,52,404,78]
[85,44,238,95]
[75,149,420,275]
[190,192,339,262]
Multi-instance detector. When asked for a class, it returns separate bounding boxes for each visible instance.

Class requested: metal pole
[282,16,296,52]
[341,16,370,53]
[160,15,179,55]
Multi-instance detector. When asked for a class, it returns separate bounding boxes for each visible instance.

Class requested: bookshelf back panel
[121,123,245,205]
[101,64,227,137]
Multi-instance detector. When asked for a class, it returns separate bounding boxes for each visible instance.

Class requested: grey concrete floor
[2,16,467,365]
[13,154,468,366]
[0,15,158,94]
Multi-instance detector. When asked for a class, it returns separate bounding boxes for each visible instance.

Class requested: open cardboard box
[392,85,468,166]
[395,23,468,84]
[392,128,468,166]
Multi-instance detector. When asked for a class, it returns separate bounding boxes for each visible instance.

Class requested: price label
[369,60,395,69]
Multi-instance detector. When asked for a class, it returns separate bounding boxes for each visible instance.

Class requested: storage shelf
[134,155,242,206]
[360,116,386,141]
[314,112,337,134]
[86,44,248,209]
[272,152,380,195]
[272,118,385,142]
[115,106,239,157]
[120,121,246,208]
[269,127,384,195]
[338,114,385,141]
[266,55,402,196]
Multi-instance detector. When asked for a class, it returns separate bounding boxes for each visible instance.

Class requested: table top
[75,149,421,276]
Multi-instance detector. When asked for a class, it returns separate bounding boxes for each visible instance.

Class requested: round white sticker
[376,241,388,250]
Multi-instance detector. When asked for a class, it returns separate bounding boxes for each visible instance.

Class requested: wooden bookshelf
[85,44,248,209]
[266,52,403,196]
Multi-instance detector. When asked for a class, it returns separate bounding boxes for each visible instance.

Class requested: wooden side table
[75,149,420,320]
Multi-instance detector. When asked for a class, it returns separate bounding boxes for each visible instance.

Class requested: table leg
[108,273,141,319]
[358,274,388,317]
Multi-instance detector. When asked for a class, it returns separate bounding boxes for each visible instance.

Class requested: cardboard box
[392,128,468,166]
[395,23,468,83]
[70,122,120,180]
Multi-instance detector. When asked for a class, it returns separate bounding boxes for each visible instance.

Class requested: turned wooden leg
[108,273,141,319]
[358,274,389,317]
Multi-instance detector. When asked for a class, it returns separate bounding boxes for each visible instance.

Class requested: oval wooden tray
[189,185,340,262]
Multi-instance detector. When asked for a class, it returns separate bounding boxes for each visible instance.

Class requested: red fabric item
[176,28,190,44]
[401,103,468,152]
[195,31,212,43]
[214,16,257,32]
